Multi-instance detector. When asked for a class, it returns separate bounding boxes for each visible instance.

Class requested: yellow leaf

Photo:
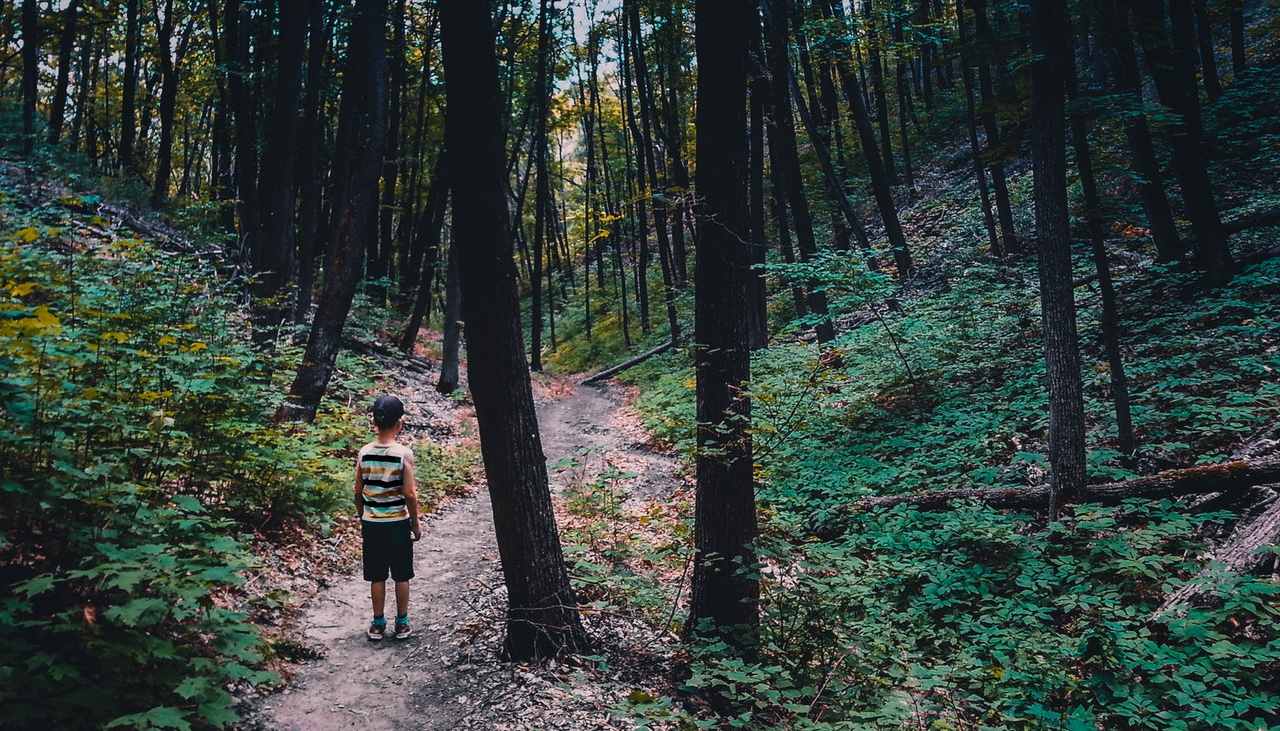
[188,341,208,352]
[13,227,39,243]
[26,306,61,335]
[157,335,177,347]
[101,331,129,344]
[9,282,37,296]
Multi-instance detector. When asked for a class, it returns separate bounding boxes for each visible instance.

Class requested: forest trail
[260,376,679,731]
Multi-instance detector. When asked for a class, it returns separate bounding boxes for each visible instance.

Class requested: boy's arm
[354,454,364,519]
[402,451,421,540]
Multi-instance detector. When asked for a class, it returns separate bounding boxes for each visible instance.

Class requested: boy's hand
[410,522,421,542]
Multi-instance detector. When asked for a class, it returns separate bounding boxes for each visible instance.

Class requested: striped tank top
[359,442,413,523]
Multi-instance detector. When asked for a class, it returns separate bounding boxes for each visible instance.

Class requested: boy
[355,395,421,641]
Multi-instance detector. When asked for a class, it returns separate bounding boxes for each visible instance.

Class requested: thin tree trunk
[21,0,38,156]
[436,241,462,394]
[438,0,588,660]
[688,0,759,653]
[969,0,1018,254]
[747,9,768,351]
[48,0,81,145]
[955,0,1000,255]
[1068,27,1136,456]
[764,0,833,342]
[1193,0,1222,101]
[1095,0,1183,262]
[864,0,897,183]
[279,0,388,423]
[1132,0,1232,285]
[1229,0,1245,77]
[295,0,330,322]
[1030,0,1085,516]
[529,0,552,371]
[228,0,259,262]
[251,0,308,344]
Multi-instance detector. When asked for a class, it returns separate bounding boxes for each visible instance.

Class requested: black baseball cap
[372,395,405,429]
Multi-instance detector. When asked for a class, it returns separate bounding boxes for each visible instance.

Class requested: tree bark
[747,9,769,351]
[968,0,1018,254]
[1030,0,1085,516]
[1068,24,1136,457]
[435,241,462,395]
[438,0,588,660]
[48,0,81,145]
[21,0,38,156]
[400,151,449,352]
[278,0,388,423]
[1192,0,1222,101]
[251,0,308,344]
[955,0,1000,255]
[1132,0,1233,285]
[864,0,897,183]
[1228,0,1245,77]
[1094,0,1184,263]
[294,0,330,323]
[764,0,833,343]
[688,0,759,653]
[529,0,552,371]
[228,0,259,261]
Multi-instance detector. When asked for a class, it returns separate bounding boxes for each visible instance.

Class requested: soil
[253,373,686,731]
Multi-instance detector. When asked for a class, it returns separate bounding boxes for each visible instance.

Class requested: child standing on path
[356,395,421,641]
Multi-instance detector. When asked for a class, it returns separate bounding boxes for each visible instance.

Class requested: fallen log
[1153,490,1280,619]
[840,457,1280,514]
[341,336,434,375]
[1223,205,1280,235]
[580,340,674,385]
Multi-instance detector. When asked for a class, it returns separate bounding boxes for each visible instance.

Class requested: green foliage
[0,166,369,728]
[615,227,1280,728]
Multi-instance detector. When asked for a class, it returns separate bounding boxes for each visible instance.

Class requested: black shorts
[361,520,414,582]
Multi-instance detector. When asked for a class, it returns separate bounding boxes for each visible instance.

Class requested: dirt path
[259,379,681,730]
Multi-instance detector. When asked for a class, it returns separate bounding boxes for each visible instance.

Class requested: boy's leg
[371,580,387,617]
[394,581,409,617]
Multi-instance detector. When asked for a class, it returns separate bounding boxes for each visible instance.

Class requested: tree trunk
[529,0,553,371]
[436,242,462,395]
[48,0,81,145]
[969,0,1018,254]
[278,0,388,423]
[1093,0,1184,262]
[1030,0,1085,516]
[438,0,588,661]
[251,0,308,345]
[627,0,682,345]
[1068,26,1136,457]
[1132,0,1232,285]
[825,0,913,277]
[1193,0,1222,101]
[955,0,1000,255]
[294,0,330,323]
[864,0,897,182]
[370,0,406,304]
[228,0,259,261]
[1229,0,1245,77]
[688,0,759,653]
[747,9,768,351]
[21,0,38,156]
[400,151,449,352]
[764,0,833,343]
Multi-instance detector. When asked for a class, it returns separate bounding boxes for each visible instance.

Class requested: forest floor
[249,360,686,731]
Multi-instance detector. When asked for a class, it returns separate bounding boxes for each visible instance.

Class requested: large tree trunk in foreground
[1030,0,1085,517]
[687,0,759,653]
[837,457,1280,515]
[278,0,387,423]
[439,0,587,661]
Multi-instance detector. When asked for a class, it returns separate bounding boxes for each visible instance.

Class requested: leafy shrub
[0,176,366,728]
